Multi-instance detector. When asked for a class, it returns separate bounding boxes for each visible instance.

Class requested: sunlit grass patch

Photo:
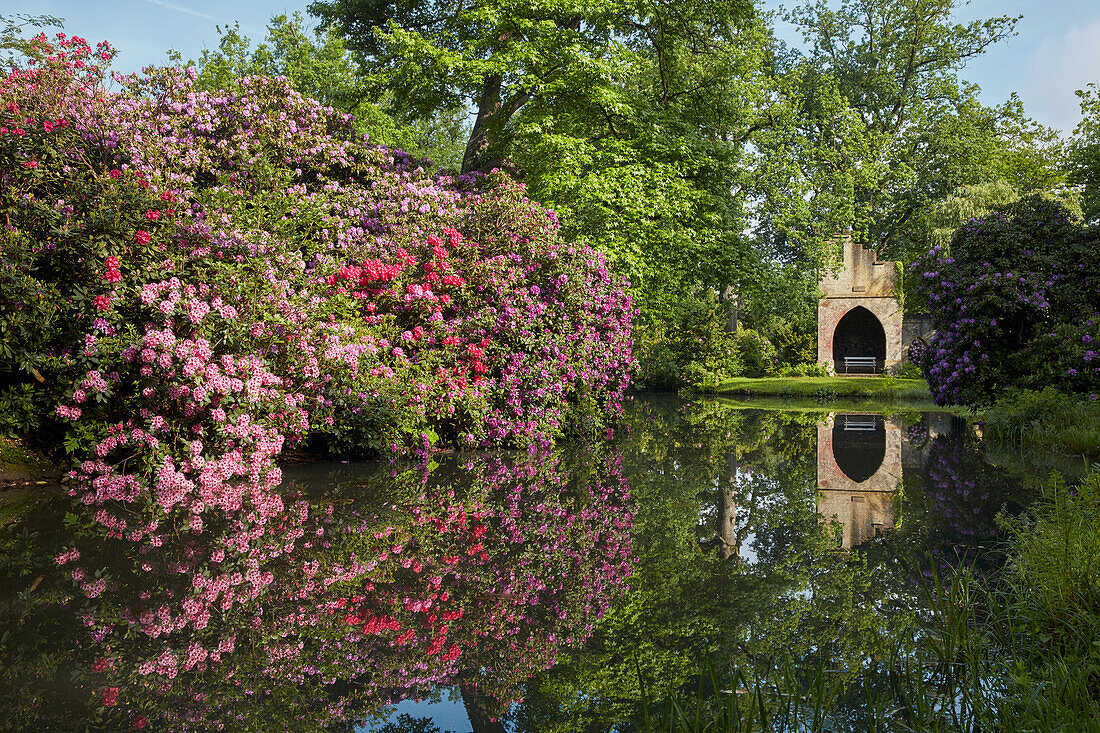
[703,376,931,402]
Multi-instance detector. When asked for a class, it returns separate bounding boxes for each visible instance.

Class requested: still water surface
[1,395,1060,731]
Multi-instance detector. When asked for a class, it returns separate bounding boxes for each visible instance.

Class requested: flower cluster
[1,35,633,455]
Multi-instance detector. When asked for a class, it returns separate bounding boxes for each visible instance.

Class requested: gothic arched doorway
[833,306,886,373]
[832,414,886,483]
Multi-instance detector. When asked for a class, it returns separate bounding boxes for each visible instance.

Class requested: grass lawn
[710,394,947,415]
[702,375,932,401]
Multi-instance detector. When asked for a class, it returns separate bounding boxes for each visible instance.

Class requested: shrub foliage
[910,195,1099,405]
[0,34,634,458]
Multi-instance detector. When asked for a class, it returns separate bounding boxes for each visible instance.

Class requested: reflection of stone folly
[817,413,901,548]
[818,237,930,374]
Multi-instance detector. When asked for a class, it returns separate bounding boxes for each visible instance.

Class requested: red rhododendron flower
[135,230,151,246]
[93,294,112,310]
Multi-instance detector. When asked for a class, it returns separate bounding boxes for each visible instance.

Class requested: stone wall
[818,296,904,372]
[820,236,898,298]
[817,414,902,548]
[902,312,934,351]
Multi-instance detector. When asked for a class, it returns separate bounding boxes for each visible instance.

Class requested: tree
[921,179,1081,249]
[1068,83,1100,224]
[308,0,753,176]
[784,0,1046,261]
[0,13,63,66]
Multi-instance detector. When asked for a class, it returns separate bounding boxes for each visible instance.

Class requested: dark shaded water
[1,395,1057,731]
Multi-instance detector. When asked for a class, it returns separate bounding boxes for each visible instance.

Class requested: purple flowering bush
[1,34,634,465]
[910,195,1100,405]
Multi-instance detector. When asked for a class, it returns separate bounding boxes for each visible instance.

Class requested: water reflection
[511,398,1038,733]
[819,413,896,548]
[817,412,980,549]
[0,450,632,731]
[1,397,1047,731]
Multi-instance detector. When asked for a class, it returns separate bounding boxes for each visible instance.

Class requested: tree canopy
[784,0,1066,261]
[1068,83,1100,224]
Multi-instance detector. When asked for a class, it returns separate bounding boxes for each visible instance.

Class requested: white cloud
[1021,16,1100,134]
[140,0,217,23]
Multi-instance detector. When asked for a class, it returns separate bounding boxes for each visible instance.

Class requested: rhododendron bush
[909,195,1099,406]
[2,451,632,730]
[0,33,634,464]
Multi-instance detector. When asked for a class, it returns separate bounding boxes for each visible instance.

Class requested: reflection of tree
[375,713,455,733]
[866,430,1033,589]
[716,450,739,559]
[5,399,1042,730]
[0,449,632,730]
[512,398,897,732]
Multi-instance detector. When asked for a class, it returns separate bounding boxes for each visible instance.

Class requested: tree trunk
[460,682,507,733]
[462,74,504,174]
[717,450,739,560]
[722,285,739,333]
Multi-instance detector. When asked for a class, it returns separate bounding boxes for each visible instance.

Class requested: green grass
[701,376,931,401]
[981,388,1100,459]
[711,395,948,416]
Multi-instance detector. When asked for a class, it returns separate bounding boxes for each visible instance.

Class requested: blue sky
[8,0,1098,132]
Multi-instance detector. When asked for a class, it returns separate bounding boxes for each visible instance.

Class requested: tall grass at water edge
[982,388,1100,459]
[643,469,1100,732]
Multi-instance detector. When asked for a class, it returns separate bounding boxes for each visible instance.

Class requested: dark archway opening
[833,306,886,373]
[832,414,885,483]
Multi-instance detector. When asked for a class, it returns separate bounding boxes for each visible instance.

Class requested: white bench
[843,416,878,431]
[842,356,878,374]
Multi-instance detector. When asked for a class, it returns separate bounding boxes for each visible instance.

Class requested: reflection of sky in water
[362,694,472,732]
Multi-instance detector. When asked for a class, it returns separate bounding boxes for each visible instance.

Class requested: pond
[0,394,1063,731]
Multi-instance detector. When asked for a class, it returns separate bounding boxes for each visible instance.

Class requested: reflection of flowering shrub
[904,416,930,450]
[910,196,1099,406]
[909,434,1026,580]
[25,451,632,730]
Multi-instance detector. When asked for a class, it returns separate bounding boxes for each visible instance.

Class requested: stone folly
[817,236,931,374]
[816,412,964,548]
